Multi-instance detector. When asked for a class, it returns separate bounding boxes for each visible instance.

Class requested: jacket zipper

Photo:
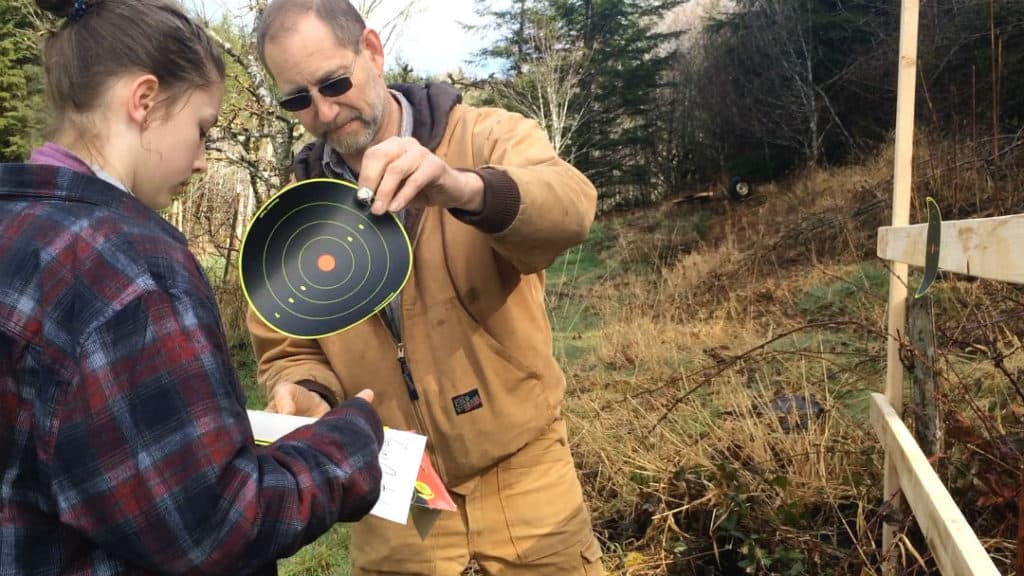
[393,337,443,479]
[396,342,418,401]
[385,208,446,480]
[382,317,432,446]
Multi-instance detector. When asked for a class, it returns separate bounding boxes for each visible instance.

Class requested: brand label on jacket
[452,389,484,415]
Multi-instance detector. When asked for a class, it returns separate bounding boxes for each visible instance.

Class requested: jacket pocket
[415,296,557,487]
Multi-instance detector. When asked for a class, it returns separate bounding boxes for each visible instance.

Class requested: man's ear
[126,74,161,128]
[361,29,386,76]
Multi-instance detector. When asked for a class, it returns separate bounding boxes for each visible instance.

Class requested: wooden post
[883,0,920,565]
[908,295,942,459]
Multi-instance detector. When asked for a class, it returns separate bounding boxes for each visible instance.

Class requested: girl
[0,1,383,574]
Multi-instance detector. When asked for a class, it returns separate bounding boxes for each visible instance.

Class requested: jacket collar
[390,82,462,151]
[0,163,187,245]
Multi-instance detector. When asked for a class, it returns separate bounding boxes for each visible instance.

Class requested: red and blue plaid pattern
[0,164,383,575]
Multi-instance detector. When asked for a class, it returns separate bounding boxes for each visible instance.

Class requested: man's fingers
[361,138,437,215]
[358,138,406,211]
[269,388,297,415]
[354,388,374,404]
[370,155,416,214]
[376,151,427,213]
[389,157,444,212]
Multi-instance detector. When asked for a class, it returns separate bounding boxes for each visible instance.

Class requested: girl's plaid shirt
[0,164,383,575]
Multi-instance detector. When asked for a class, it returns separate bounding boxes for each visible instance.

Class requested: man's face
[264,13,387,156]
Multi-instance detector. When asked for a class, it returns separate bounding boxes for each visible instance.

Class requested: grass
[796,263,889,320]
[547,141,1024,574]
[278,526,352,576]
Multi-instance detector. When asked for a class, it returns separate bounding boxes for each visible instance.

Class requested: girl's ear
[126,74,161,128]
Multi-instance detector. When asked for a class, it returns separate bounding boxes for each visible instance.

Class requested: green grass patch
[554,330,602,366]
[546,221,619,287]
[547,239,612,291]
[547,244,606,287]
[798,262,888,320]
[835,385,876,423]
[550,300,601,333]
[279,525,352,576]
[546,225,615,370]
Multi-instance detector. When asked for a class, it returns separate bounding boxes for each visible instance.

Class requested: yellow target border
[238,178,413,340]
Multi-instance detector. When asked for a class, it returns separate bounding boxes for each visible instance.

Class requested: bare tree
[486,10,592,162]
[356,0,424,49]
[719,0,835,163]
[693,0,883,173]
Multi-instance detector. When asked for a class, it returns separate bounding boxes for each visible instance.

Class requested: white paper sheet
[368,428,427,525]
[246,410,426,525]
[247,409,315,444]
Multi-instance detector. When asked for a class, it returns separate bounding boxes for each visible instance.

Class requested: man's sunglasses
[277,74,353,112]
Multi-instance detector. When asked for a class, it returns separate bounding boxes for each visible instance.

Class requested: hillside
[552,142,1024,575]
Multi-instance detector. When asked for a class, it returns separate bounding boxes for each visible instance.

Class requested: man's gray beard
[328,115,379,155]
[327,92,386,156]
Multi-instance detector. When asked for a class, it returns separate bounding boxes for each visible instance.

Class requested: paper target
[239,178,412,339]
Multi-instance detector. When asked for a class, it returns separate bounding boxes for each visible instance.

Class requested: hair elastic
[69,0,89,22]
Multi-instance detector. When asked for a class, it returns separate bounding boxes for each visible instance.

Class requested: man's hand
[266,383,375,417]
[358,136,484,216]
[266,382,331,417]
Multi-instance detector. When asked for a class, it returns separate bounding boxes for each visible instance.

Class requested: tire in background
[727,176,753,202]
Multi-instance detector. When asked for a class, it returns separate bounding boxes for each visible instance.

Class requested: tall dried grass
[558,134,1024,574]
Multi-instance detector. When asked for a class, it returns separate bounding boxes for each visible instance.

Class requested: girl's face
[134,83,224,211]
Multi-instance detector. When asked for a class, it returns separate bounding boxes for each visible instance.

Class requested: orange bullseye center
[317,253,336,272]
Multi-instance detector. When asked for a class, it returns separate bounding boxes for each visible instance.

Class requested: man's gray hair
[256,0,366,73]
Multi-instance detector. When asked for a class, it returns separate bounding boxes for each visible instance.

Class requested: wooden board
[870,394,1001,576]
[878,214,1024,285]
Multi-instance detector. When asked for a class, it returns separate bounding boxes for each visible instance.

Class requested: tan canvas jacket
[247,84,597,492]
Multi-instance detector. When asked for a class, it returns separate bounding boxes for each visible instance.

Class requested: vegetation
[555,142,1024,574]
[0,0,46,161]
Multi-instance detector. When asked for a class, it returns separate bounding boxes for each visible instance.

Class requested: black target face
[239,178,412,339]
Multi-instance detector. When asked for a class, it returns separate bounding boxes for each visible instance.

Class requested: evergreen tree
[553,0,680,202]
[0,0,47,162]
[474,0,680,204]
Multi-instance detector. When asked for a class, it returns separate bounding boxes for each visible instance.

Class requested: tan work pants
[350,419,605,575]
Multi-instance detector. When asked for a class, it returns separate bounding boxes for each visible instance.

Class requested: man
[252,1,603,574]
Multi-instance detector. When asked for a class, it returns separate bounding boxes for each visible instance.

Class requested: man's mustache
[319,115,360,137]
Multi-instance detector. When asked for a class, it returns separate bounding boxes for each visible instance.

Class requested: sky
[195,0,504,77]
